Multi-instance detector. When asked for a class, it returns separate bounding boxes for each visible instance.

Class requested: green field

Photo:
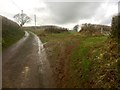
[29,29,118,88]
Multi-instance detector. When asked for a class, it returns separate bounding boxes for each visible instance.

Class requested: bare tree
[13,10,31,27]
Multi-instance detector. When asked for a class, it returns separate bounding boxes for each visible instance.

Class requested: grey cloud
[45,2,102,24]
[34,7,46,12]
[100,16,112,25]
[118,1,120,13]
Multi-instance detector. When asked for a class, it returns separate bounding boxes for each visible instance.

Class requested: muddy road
[2,31,55,88]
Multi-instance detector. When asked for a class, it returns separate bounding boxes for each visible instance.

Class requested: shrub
[111,14,120,41]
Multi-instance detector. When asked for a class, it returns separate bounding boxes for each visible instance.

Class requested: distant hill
[23,25,69,33]
[2,15,24,49]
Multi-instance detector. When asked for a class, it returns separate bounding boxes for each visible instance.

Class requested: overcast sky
[0,0,119,29]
